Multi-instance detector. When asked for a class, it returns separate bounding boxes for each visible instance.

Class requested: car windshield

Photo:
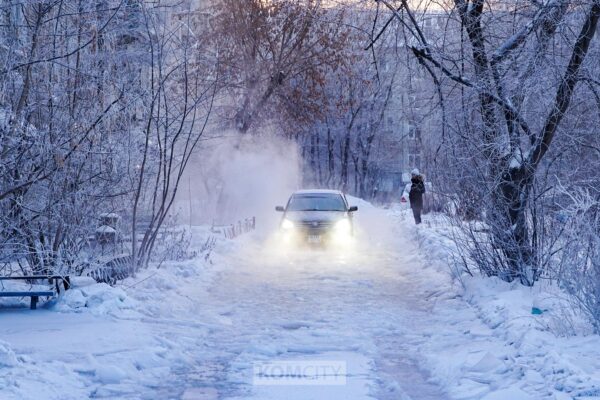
[287,194,346,212]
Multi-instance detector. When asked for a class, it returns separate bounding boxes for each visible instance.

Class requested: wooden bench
[0,291,55,309]
[0,276,71,310]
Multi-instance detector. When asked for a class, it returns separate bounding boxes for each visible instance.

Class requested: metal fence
[211,217,256,239]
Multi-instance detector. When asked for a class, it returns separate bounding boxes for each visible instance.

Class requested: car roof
[292,189,344,196]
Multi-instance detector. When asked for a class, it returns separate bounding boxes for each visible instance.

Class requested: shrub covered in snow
[556,188,600,333]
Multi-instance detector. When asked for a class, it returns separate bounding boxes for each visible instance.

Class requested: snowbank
[412,212,600,399]
[0,340,18,367]
[45,272,138,316]
[55,283,138,316]
[53,225,220,317]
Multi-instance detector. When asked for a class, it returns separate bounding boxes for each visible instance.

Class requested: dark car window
[287,194,347,212]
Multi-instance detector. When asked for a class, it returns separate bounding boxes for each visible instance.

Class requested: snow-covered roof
[293,189,344,196]
[99,213,121,219]
[95,225,117,234]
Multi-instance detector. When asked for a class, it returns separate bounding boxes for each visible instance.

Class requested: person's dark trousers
[412,207,422,224]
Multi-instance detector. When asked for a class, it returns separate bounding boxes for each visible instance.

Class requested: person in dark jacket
[409,168,425,224]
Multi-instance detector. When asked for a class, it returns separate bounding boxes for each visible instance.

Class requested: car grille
[297,220,334,230]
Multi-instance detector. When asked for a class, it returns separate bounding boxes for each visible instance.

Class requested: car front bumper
[280,225,353,247]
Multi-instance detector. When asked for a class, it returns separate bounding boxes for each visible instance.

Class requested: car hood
[284,211,347,222]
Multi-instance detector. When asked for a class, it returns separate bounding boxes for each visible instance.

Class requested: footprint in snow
[280,321,311,330]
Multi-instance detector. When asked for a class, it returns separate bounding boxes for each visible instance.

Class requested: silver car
[275,190,358,246]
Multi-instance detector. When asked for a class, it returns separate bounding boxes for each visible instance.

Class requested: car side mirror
[348,206,358,212]
[275,206,285,212]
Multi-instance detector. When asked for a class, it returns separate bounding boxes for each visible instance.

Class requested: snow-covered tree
[376,0,600,285]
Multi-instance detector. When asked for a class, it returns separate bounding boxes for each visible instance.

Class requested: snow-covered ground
[1,200,599,399]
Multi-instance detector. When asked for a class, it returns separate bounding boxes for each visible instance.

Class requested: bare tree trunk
[316,131,322,185]
[501,1,600,284]
[341,133,350,191]
[327,124,335,186]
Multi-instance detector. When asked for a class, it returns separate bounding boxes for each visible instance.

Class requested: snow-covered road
[2,201,599,399]
[177,202,451,400]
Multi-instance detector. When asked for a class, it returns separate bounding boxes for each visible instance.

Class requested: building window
[408,125,420,140]
[408,153,421,169]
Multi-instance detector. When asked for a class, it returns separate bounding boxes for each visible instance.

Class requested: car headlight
[335,218,351,233]
[281,219,294,230]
